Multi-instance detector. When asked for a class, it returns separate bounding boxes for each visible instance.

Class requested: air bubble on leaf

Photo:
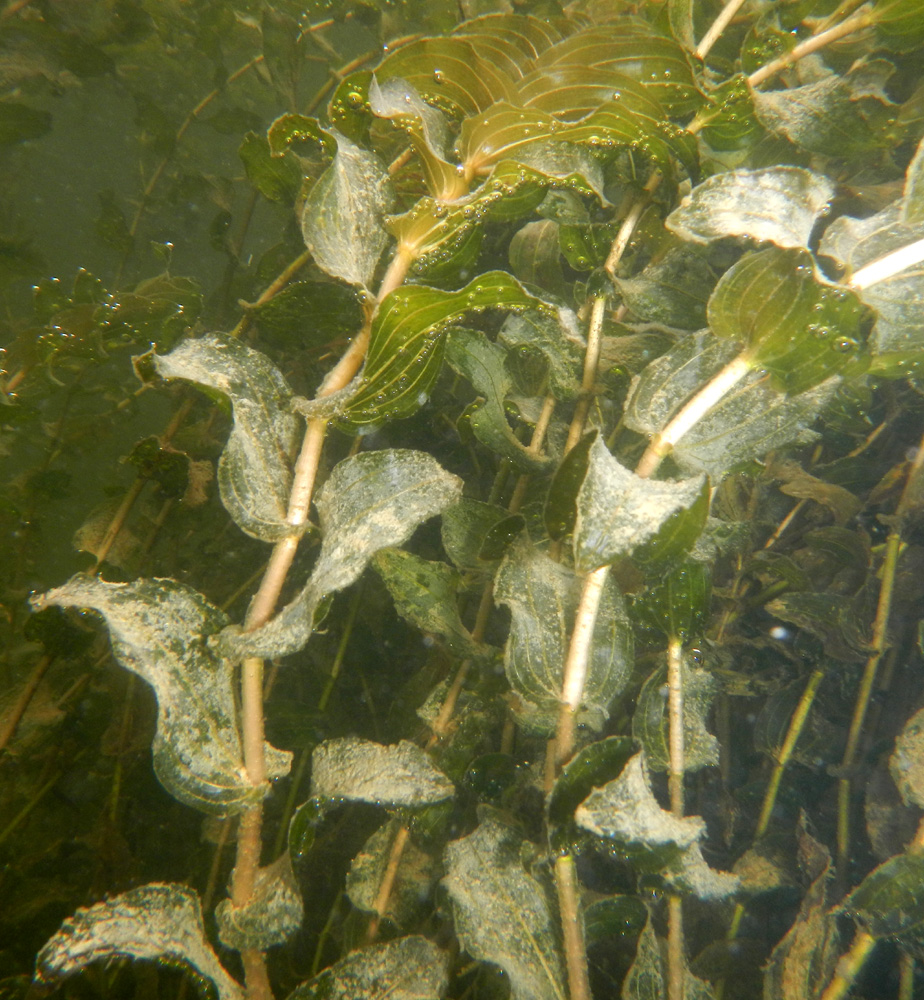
[833,337,858,353]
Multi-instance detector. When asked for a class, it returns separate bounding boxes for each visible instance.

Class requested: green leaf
[251,280,363,349]
[573,435,706,573]
[509,219,568,299]
[32,576,290,816]
[576,752,737,900]
[214,856,303,951]
[222,450,461,660]
[442,809,567,1000]
[752,60,899,158]
[239,131,301,203]
[154,335,300,543]
[616,244,717,330]
[266,112,335,157]
[903,135,924,226]
[35,884,243,1000]
[342,272,549,428]
[372,548,486,660]
[310,736,454,808]
[765,592,869,663]
[707,248,866,393]
[546,735,636,851]
[624,332,841,479]
[446,327,553,472]
[819,202,924,358]
[300,130,395,290]
[499,310,582,400]
[632,659,719,773]
[441,498,514,571]
[699,76,764,153]
[872,0,924,49]
[286,935,449,1000]
[494,538,633,734]
[346,818,438,925]
[666,167,835,250]
[843,853,924,950]
[633,561,712,638]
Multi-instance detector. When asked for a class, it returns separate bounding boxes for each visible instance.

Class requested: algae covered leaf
[32,575,290,815]
[36,884,243,1000]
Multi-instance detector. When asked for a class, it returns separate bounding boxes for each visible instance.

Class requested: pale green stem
[696,0,749,59]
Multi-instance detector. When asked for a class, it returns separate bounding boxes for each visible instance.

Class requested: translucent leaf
[32,576,290,816]
[819,202,924,357]
[889,705,924,808]
[154,335,300,543]
[441,498,514,570]
[903,135,924,226]
[624,332,841,479]
[576,753,737,900]
[372,548,486,660]
[387,197,484,283]
[342,273,549,428]
[346,818,438,926]
[266,112,335,157]
[300,130,394,290]
[842,853,924,950]
[633,562,712,640]
[533,21,702,118]
[446,328,552,472]
[546,735,636,852]
[616,245,717,330]
[499,310,583,400]
[509,219,568,299]
[239,131,301,204]
[872,0,924,49]
[494,538,633,734]
[573,436,706,573]
[286,935,449,1000]
[368,75,460,200]
[666,167,835,250]
[752,60,898,158]
[765,592,869,663]
[214,856,303,951]
[707,248,866,393]
[632,660,718,773]
[252,281,363,350]
[311,736,453,807]
[442,810,567,1000]
[699,76,764,153]
[35,884,243,1000]
[621,918,717,1000]
[222,450,461,660]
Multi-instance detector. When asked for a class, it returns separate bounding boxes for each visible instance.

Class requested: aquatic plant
[3,1,924,999]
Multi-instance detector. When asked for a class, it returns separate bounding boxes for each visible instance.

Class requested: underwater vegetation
[4,0,924,998]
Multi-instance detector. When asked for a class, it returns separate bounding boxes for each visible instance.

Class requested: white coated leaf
[154,335,300,542]
[632,661,719,773]
[442,810,567,1000]
[214,856,304,951]
[576,754,737,901]
[625,332,839,478]
[310,736,454,807]
[495,538,633,734]
[32,576,290,815]
[621,918,717,1000]
[287,936,448,1000]
[35,884,243,1000]
[577,752,704,848]
[300,131,395,289]
[666,167,834,249]
[819,202,924,354]
[574,436,706,572]
[222,449,462,659]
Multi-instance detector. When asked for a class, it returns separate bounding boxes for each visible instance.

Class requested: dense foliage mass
[3,1,924,999]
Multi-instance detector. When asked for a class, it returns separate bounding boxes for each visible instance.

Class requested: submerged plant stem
[555,855,592,1000]
[696,0,749,59]
[635,354,753,479]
